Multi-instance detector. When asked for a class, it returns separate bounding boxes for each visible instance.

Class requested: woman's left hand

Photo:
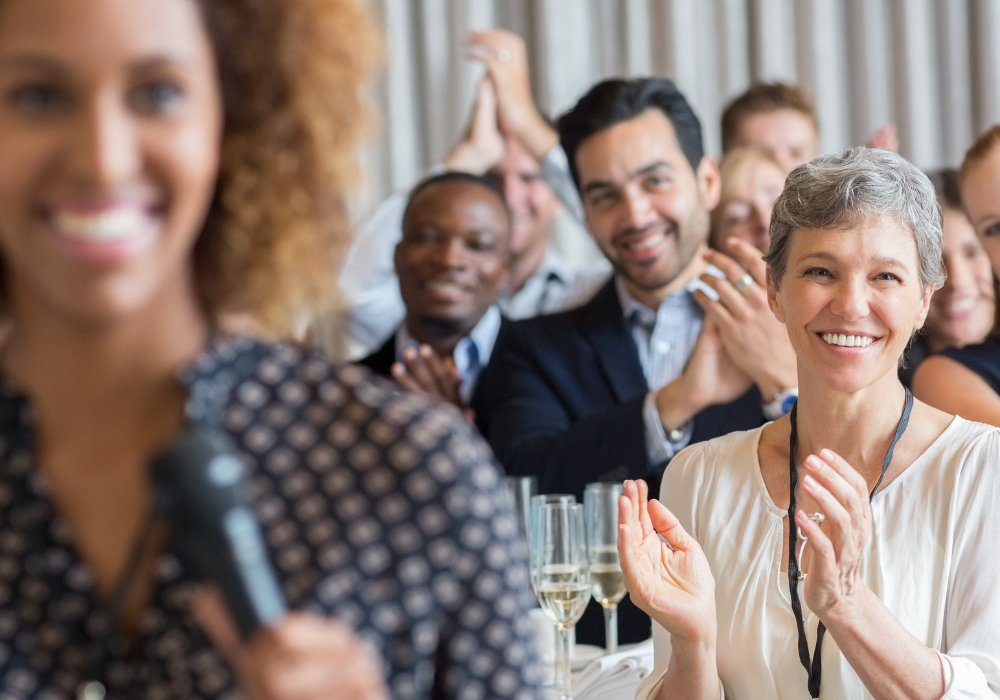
[796,448,873,620]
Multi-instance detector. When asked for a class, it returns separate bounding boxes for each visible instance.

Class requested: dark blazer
[476,278,765,497]
[358,334,397,378]
[475,278,767,646]
[358,327,500,418]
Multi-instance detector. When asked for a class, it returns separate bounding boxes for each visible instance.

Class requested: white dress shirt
[615,277,704,468]
[636,418,1000,700]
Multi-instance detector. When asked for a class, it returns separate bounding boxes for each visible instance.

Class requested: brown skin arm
[911,355,1000,426]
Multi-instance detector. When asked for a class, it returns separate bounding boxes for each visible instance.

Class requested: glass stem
[604,604,618,655]
[556,625,573,699]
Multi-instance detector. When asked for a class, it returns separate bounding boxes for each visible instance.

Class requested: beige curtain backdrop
[357,0,1000,214]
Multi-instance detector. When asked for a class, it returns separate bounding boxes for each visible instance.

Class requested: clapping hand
[694,240,797,399]
[795,449,873,619]
[391,345,475,421]
[194,587,388,700]
[617,480,716,644]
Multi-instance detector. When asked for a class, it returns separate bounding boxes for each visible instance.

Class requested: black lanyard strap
[786,387,913,699]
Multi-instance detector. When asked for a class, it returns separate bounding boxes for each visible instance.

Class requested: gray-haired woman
[619,148,1000,700]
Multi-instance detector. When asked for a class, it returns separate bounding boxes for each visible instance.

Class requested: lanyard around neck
[786,387,913,699]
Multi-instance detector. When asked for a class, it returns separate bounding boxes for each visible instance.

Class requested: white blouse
[635,417,1000,700]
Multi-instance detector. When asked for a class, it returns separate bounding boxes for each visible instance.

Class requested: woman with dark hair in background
[913,133,1000,422]
[901,169,996,386]
[0,1,541,698]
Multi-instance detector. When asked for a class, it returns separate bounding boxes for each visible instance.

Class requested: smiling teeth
[949,298,977,312]
[822,333,874,347]
[425,281,464,293]
[625,231,664,252]
[54,208,148,243]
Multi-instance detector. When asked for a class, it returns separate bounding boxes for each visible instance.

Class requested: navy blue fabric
[357,333,397,377]
[357,325,504,416]
[476,278,765,498]
[940,335,1000,395]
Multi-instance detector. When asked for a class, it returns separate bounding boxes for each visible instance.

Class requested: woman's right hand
[194,588,388,700]
[618,479,717,645]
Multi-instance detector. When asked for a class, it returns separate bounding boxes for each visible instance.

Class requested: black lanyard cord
[81,507,164,693]
[786,388,913,699]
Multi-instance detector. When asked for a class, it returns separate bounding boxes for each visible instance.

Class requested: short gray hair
[764,147,945,291]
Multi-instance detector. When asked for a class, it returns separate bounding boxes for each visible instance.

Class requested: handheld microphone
[150,425,287,639]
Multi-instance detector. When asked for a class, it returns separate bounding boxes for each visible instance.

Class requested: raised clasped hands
[617,480,716,645]
[465,29,558,160]
[694,239,797,399]
[442,76,505,176]
[392,345,475,421]
[795,449,873,620]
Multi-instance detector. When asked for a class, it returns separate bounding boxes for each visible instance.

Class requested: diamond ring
[734,273,754,291]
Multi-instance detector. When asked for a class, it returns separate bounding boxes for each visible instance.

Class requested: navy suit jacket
[358,328,499,419]
[357,334,397,378]
[476,278,766,497]
[475,278,766,646]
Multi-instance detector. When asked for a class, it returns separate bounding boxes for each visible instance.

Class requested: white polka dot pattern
[0,337,543,699]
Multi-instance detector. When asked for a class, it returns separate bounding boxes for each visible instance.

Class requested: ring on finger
[734,273,754,291]
[809,512,825,526]
[497,49,512,63]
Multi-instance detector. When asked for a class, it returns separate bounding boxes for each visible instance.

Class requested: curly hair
[195,0,378,337]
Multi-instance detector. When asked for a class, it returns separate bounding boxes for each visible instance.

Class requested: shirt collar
[497,246,573,309]
[615,275,697,325]
[615,264,726,322]
[395,304,503,380]
[532,247,575,287]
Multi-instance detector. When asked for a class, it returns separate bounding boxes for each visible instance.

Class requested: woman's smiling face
[768,218,933,394]
[0,0,222,327]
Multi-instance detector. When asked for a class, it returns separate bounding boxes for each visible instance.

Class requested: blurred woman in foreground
[913,131,1000,423]
[620,148,1000,699]
[0,0,541,698]
[902,169,995,386]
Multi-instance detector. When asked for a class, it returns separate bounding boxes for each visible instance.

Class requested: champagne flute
[532,501,589,700]
[584,482,626,654]
[504,476,537,547]
[529,494,575,589]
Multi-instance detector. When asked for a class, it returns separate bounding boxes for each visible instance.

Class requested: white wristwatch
[762,388,798,421]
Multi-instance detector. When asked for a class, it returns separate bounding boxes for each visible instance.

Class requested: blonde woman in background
[709,146,787,255]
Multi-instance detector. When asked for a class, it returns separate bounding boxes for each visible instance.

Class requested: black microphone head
[150,425,286,638]
[150,425,248,525]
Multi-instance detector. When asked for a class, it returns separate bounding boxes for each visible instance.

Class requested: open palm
[617,480,716,643]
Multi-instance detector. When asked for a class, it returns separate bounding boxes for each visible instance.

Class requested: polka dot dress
[0,337,543,699]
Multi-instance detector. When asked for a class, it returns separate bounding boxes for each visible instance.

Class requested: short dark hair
[402,171,511,230]
[927,168,963,211]
[557,78,705,189]
[721,82,818,152]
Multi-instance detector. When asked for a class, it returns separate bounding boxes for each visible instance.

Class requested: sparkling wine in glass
[529,494,575,590]
[532,501,589,700]
[584,482,626,654]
